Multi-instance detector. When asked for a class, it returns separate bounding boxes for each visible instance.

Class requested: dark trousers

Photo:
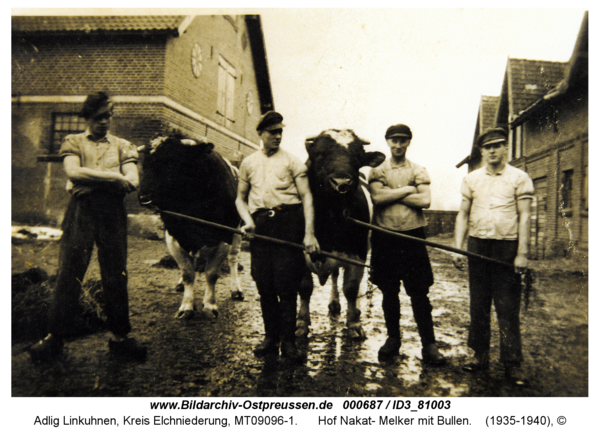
[49,192,131,338]
[467,237,522,364]
[370,227,436,346]
[250,205,307,342]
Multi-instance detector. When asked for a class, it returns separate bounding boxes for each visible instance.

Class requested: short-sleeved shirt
[461,163,534,240]
[59,130,138,196]
[238,148,307,214]
[368,158,430,231]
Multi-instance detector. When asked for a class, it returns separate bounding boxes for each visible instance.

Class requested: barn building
[456,12,588,258]
[12,14,274,224]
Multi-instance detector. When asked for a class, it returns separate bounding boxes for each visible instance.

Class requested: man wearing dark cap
[368,124,446,365]
[453,127,534,384]
[29,92,147,363]
[235,111,319,363]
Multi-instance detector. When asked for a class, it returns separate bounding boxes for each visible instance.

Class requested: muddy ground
[11,232,588,397]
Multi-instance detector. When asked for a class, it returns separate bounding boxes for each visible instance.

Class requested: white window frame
[510,125,523,160]
[51,112,87,155]
[217,55,237,129]
[515,125,523,159]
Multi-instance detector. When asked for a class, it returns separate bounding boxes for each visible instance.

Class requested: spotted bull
[297,129,385,339]
[138,134,243,319]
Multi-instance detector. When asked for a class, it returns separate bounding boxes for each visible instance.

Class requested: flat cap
[80,92,114,119]
[257,111,285,132]
[385,124,412,139]
[478,128,507,147]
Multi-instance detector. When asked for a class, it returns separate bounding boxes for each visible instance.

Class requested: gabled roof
[479,96,500,133]
[496,58,566,126]
[11,15,189,36]
[245,15,274,114]
[507,58,566,116]
[457,95,500,170]
[563,11,588,89]
[511,11,588,126]
[460,11,588,173]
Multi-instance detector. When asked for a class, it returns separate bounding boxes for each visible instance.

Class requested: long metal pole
[158,209,371,269]
[347,217,514,268]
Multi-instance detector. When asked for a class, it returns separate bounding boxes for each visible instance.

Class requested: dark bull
[297,129,385,339]
[138,134,244,319]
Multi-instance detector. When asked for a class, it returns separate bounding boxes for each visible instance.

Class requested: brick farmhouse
[12,14,274,224]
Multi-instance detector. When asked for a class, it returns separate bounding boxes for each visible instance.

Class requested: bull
[297,129,385,339]
[138,134,244,320]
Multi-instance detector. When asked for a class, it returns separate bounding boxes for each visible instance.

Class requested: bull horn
[137,145,146,152]
[181,139,197,146]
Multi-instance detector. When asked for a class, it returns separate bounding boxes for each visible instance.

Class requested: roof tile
[508,58,567,115]
[12,15,186,33]
[480,95,500,133]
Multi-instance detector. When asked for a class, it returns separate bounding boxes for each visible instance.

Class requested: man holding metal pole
[452,127,534,385]
[368,124,446,365]
[235,111,319,364]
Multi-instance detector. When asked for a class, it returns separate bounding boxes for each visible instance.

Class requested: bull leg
[296,299,311,337]
[328,267,342,316]
[166,232,196,320]
[228,233,244,301]
[202,242,229,318]
[296,270,314,337]
[343,263,367,340]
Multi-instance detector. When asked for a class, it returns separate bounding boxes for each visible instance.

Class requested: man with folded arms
[368,123,446,366]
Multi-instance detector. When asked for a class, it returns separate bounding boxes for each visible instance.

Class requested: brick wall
[112,103,165,145]
[12,16,265,224]
[11,101,162,223]
[523,93,588,156]
[12,102,81,224]
[12,36,166,96]
[424,210,457,237]
[516,90,588,256]
[164,15,263,144]
[12,100,261,225]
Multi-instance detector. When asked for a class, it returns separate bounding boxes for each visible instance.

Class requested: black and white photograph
[8,3,593,433]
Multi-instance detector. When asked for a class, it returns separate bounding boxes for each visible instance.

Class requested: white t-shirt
[238,148,307,214]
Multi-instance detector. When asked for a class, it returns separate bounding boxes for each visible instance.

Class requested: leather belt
[252,203,302,219]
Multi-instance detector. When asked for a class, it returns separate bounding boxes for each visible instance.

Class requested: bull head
[138,134,215,209]
[305,129,385,195]
[137,134,211,155]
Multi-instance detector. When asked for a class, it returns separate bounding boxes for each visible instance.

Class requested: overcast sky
[258,7,586,210]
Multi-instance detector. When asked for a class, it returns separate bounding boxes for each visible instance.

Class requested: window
[50,112,87,155]
[559,169,574,217]
[510,125,523,160]
[217,55,237,129]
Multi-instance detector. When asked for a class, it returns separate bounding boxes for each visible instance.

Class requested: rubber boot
[410,294,446,365]
[379,288,401,361]
[254,295,280,357]
[280,298,306,364]
[463,350,490,372]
